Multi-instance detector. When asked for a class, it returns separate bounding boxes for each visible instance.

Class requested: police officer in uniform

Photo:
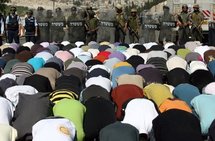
[6,6,21,44]
[22,10,38,43]
[158,5,175,44]
[189,4,204,42]
[67,6,86,43]
[177,4,191,45]
[0,13,4,46]
[50,7,66,43]
[127,8,140,43]
[85,10,99,44]
[115,4,127,43]
[143,12,158,43]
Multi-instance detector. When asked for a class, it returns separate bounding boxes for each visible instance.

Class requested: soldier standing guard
[127,8,140,43]
[142,12,159,43]
[158,5,175,44]
[114,4,127,43]
[36,7,49,42]
[85,10,99,44]
[189,4,204,42]
[67,6,86,43]
[177,4,191,45]
[50,7,66,43]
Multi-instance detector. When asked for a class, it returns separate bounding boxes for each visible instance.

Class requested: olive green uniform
[127,16,140,43]
[50,15,66,43]
[67,14,86,43]
[115,13,127,43]
[158,12,175,43]
[178,11,190,45]
[85,17,99,43]
[189,11,204,42]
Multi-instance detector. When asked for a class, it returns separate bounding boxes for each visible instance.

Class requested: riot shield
[50,10,66,43]
[158,12,177,44]
[97,9,116,43]
[67,10,86,43]
[36,10,50,42]
[142,13,160,43]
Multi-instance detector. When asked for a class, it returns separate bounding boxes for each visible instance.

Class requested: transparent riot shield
[142,13,160,43]
[97,9,116,43]
[50,10,66,43]
[67,10,86,43]
[36,10,50,42]
[158,13,177,44]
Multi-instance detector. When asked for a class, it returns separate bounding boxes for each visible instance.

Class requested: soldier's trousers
[0,36,2,46]
[159,28,172,44]
[115,28,125,43]
[129,33,139,43]
[178,27,190,45]
[38,29,50,42]
[51,30,65,43]
[86,33,97,44]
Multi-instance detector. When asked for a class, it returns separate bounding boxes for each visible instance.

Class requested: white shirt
[0,18,4,34]
[0,124,17,141]
[85,76,111,92]
[0,97,14,125]
[5,85,38,107]
[32,118,76,141]
[122,98,158,134]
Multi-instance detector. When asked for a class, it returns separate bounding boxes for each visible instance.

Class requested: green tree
[0,0,10,12]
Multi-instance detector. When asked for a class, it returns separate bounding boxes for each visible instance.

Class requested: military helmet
[163,5,170,10]
[193,4,199,8]
[131,8,137,13]
[115,4,122,10]
[182,4,188,8]
[10,6,17,11]
[27,9,33,15]
[37,6,44,11]
[56,7,62,12]
[71,6,77,11]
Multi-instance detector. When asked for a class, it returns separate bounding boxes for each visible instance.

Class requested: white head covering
[61,41,71,46]
[85,76,111,92]
[189,61,208,74]
[75,41,84,48]
[23,42,34,49]
[166,56,187,71]
[0,97,14,125]
[0,124,17,141]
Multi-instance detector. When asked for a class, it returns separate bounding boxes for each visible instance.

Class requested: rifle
[190,19,204,40]
[127,24,139,41]
[116,21,126,36]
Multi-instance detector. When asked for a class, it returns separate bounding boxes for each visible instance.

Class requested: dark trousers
[0,36,2,46]
[115,28,125,43]
[25,33,36,43]
[8,30,20,44]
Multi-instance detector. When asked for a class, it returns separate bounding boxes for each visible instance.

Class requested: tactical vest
[128,16,139,31]
[7,15,19,30]
[25,17,36,32]
[190,12,204,27]
[116,13,126,28]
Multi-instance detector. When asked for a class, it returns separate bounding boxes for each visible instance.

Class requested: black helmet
[10,6,17,12]
[182,4,188,9]
[27,9,33,15]
[37,7,44,11]
[71,6,77,11]
[56,7,62,12]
